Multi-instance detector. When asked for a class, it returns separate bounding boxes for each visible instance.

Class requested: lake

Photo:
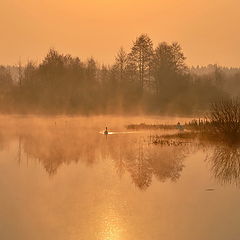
[0,115,239,240]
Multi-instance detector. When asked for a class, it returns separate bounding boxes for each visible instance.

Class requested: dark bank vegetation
[206,98,240,143]
[0,34,239,115]
[127,98,240,144]
[127,123,178,130]
[187,98,240,143]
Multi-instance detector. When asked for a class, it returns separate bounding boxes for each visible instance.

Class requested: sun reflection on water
[98,201,124,240]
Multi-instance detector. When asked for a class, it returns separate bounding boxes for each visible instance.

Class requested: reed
[206,98,240,143]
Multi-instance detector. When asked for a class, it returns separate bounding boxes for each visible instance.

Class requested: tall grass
[207,98,240,143]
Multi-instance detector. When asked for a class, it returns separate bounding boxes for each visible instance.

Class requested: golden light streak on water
[96,196,125,240]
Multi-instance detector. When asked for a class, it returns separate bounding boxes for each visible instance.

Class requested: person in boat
[176,122,184,131]
[104,127,108,135]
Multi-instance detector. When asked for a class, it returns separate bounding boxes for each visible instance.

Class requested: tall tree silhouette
[128,34,153,92]
[114,47,128,83]
[152,42,187,97]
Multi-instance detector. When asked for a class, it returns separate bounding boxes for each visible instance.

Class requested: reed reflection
[15,130,186,190]
[208,144,240,186]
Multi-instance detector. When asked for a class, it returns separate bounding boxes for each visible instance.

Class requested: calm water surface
[0,115,239,240]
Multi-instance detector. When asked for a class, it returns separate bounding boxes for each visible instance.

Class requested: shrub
[207,98,240,142]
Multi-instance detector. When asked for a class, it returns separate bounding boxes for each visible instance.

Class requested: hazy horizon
[1,0,240,67]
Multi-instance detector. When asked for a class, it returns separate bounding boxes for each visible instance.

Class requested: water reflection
[2,117,240,240]
[19,131,99,175]
[110,137,185,190]
[207,144,240,186]
[98,203,124,240]
[13,129,186,190]
[3,122,240,189]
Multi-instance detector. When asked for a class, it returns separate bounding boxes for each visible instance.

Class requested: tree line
[0,34,239,115]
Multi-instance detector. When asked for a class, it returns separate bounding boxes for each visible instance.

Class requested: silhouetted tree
[0,35,236,115]
[152,42,187,97]
[0,66,12,88]
[128,34,153,92]
[114,47,128,83]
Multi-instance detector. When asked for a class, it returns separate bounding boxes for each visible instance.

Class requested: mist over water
[0,115,240,240]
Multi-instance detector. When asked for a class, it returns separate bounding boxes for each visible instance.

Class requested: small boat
[104,127,108,135]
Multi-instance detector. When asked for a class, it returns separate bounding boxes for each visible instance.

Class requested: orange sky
[1,0,239,67]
